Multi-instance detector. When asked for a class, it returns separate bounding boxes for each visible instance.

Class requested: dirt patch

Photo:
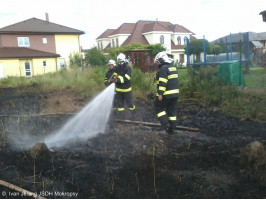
[40,90,86,114]
[0,88,266,198]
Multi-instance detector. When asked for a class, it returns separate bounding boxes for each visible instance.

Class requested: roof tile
[0,18,84,34]
[0,47,60,58]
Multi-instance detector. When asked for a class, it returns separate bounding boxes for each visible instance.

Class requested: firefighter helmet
[154,51,173,64]
[117,53,126,63]
[107,59,116,66]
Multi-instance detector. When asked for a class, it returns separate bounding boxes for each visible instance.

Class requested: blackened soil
[0,88,266,199]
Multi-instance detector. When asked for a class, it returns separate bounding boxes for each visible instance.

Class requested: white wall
[97,39,110,50]
[143,31,172,51]
[171,33,192,45]
[109,34,131,47]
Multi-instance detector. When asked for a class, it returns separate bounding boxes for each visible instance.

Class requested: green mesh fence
[218,61,245,86]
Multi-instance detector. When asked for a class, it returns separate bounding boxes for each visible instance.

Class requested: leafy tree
[107,43,166,59]
[216,39,227,52]
[210,44,222,55]
[146,44,166,56]
[85,47,107,66]
[185,39,211,56]
[69,52,82,68]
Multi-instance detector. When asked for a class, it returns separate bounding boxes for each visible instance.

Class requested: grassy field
[244,67,266,87]
[0,65,266,121]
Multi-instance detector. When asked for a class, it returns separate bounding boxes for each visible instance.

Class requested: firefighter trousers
[154,97,178,128]
[116,91,135,112]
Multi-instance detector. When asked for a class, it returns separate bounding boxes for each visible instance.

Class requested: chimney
[45,13,49,22]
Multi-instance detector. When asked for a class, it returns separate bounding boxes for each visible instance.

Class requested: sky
[0,0,265,49]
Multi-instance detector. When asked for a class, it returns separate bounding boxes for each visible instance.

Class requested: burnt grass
[0,88,266,199]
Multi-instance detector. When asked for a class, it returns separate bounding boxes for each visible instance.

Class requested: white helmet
[107,59,116,66]
[154,51,173,64]
[117,53,127,63]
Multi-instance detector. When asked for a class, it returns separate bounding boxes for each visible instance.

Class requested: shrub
[69,52,82,68]
[85,47,107,66]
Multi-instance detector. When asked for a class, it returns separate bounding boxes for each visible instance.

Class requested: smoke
[44,83,115,148]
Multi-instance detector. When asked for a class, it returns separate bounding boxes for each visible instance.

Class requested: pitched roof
[0,18,84,34]
[0,47,60,59]
[96,29,115,39]
[122,21,151,45]
[167,24,195,34]
[111,23,135,35]
[142,21,170,33]
[97,20,195,47]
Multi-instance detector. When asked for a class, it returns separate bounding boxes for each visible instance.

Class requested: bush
[85,47,107,66]
[69,52,82,68]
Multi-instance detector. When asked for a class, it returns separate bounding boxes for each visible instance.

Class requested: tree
[210,44,222,55]
[107,43,166,59]
[187,39,211,56]
[69,52,82,68]
[85,47,107,66]
[209,44,222,61]
[146,44,166,56]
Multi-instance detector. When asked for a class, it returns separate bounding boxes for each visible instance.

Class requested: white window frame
[116,38,119,47]
[24,61,32,77]
[0,63,4,79]
[17,37,30,47]
[60,58,66,68]
[160,35,164,44]
[43,61,47,68]
[43,38,48,44]
[177,36,181,45]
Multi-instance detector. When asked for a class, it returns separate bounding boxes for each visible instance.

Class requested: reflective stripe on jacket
[115,63,132,93]
[156,63,179,98]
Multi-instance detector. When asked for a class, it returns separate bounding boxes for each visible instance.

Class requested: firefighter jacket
[156,62,179,98]
[104,68,117,86]
[115,63,132,93]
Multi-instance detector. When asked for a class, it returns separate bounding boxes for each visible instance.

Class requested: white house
[96,20,195,64]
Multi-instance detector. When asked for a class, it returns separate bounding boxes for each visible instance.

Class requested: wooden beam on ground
[115,119,199,132]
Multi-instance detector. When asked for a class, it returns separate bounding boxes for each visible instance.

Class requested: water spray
[43,83,115,148]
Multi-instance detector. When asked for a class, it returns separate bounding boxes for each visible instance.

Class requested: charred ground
[0,88,266,199]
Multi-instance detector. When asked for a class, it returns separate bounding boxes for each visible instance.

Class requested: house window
[160,35,164,44]
[179,54,184,63]
[184,36,189,45]
[60,58,66,68]
[0,63,4,78]
[116,38,119,47]
[112,39,115,47]
[17,37,30,47]
[24,62,32,77]
[43,61,47,67]
[177,36,181,45]
[43,38,47,44]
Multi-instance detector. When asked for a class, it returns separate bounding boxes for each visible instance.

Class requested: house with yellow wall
[0,16,84,78]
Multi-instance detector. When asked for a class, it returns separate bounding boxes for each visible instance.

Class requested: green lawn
[244,67,266,88]
[178,66,266,88]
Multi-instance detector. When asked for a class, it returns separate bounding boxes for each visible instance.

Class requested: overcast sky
[0,0,265,49]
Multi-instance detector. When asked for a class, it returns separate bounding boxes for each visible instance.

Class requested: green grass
[0,67,107,96]
[244,67,266,87]
[1,65,266,121]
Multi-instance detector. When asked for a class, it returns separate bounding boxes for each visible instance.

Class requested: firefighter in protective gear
[154,51,179,133]
[104,59,118,110]
[111,53,135,118]
[104,59,117,86]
